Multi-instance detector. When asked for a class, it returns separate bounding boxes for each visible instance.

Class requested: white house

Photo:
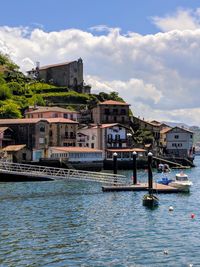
[77,123,133,157]
[48,146,103,170]
[166,127,194,158]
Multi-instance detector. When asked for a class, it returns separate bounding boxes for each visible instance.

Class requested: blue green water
[0,158,200,267]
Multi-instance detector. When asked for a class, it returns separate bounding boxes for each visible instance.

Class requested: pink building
[25,106,79,121]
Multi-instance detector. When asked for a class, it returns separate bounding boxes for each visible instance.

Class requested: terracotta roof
[3,144,26,152]
[106,148,146,152]
[25,106,78,114]
[39,61,75,70]
[51,146,103,153]
[160,127,172,134]
[99,100,129,106]
[0,118,78,125]
[92,123,119,129]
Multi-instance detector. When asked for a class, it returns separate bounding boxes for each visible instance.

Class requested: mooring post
[148,152,153,193]
[132,151,137,184]
[113,152,118,184]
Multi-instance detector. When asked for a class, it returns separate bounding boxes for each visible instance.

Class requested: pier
[0,161,126,184]
[102,182,183,193]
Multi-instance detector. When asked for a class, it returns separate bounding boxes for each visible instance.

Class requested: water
[0,160,200,267]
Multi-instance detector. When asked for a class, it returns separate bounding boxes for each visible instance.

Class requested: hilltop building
[27,58,91,94]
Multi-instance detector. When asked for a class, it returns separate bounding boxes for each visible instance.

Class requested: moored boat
[143,194,159,207]
[157,176,173,185]
[168,172,192,192]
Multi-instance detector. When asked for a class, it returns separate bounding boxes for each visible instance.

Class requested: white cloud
[1,24,200,125]
[152,8,200,32]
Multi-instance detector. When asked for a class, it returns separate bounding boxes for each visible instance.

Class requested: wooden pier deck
[102,183,183,193]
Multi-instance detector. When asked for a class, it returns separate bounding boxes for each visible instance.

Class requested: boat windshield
[176,176,188,181]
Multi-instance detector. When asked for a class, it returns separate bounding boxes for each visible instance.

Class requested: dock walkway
[0,161,126,184]
[102,182,183,193]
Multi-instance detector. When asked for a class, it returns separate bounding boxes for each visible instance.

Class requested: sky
[1,0,200,125]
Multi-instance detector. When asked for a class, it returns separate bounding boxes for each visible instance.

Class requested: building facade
[25,106,79,121]
[92,100,130,125]
[27,58,91,94]
[77,123,133,158]
[0,118,78,161]
[166,127,194,158]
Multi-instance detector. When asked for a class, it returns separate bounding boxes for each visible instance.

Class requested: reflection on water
[0,158,200,266]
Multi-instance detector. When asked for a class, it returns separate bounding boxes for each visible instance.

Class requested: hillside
[0,52,125,118]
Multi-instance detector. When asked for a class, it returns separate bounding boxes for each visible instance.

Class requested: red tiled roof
[92,123,119,129]
[3,144,26,152]
[39,61,75,70]
[0,118,78,125]
[99,100,129,106]
[25,106,78,114]
[51,146,103,153]
[160,127,172,134]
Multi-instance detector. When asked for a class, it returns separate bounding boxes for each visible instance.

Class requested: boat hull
[168,182,192,192]
[143,194,159,207]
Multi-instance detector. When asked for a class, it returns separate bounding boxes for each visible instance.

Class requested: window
[114,116,117,122]
[40,126,45,132]
[39,138,44,144]
[121,109,126,115]
[113,109,118,114]
[105,109,110,115]
[91,143,94,148]
[175,135,179,139]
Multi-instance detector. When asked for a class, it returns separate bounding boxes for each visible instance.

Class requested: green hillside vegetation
[0,52,128,119]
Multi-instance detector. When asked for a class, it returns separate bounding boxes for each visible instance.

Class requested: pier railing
[0,161,126,185]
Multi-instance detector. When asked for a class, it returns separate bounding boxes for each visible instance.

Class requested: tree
[0,84,11,100]
[7,82,24,95]
[0,100,22,118]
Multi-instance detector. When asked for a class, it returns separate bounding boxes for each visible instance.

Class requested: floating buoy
[163,250,168,255]
[191,213,195,219]
[169,206,174,211]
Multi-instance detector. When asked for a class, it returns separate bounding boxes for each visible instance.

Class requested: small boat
[157,176,173,185]
[168,172,193,192]
[143,193,159,207]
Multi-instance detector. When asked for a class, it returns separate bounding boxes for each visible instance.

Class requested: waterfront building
[92,100,130,125]
[77,123,133,158]
[25,106,79,121]
[2,144,31,162]
[166,126,194,158]
[130,116,171,155]
[0,118,78,161]
[48,146,103,170]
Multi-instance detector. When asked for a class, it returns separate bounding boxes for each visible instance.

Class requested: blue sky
[1,0,199,34]
[1,1,200,125]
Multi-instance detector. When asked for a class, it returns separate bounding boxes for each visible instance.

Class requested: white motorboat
[169,172,193,192]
